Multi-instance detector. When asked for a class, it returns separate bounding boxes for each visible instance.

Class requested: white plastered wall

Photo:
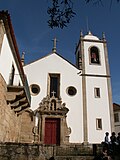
[86,77,111,143]
[83,39,112,143]
[84,42,106,75]
[24,53,84,143]
[0,34,23,85]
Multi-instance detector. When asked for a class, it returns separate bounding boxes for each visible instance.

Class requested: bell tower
[75,31,114,144]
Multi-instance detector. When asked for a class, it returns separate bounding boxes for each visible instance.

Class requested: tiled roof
[113,103,120,111]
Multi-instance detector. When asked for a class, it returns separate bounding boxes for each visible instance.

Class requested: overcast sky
[0,0,120,104]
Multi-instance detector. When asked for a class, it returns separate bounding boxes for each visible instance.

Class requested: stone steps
[0,142,96,160]
[55,155,94,160]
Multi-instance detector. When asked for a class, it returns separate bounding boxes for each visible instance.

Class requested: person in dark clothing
[49,156,55,160]
[110,132,117,145]
[101,147,112,160]
[104,132,110,150]
[93,147,112,160]
[116,132,120,145]
[104,132,110,145]
[109,132,118,159]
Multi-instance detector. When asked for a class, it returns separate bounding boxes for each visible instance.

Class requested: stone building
[0,10,34,143]
[24,31,114,144]
[113,103,120,134]
[0,10,115,145]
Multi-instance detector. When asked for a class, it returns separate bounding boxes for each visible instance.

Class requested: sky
[0,0,120,104]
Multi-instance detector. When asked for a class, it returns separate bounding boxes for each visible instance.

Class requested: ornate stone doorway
[35,95,71,145]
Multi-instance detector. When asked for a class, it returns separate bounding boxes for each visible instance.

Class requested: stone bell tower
[75,31,114,144]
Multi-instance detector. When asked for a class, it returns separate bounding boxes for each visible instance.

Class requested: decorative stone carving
[6,87,29,113]
[38,95,69,116]
[35,95,71,145]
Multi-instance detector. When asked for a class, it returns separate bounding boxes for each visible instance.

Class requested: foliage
[47,0,75,29]
[47,0,120,29]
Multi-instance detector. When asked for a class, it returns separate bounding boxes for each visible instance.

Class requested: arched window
[90,46,100,64]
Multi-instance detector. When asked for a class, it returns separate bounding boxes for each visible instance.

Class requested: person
[116,132,120,145]
[93,147,112,160]
[110,132,117,145]
[116,132,120,158]
[101,148,112,160]
[102,132,110,151]
[49,156,55,160]
[104,132,110,145]
[110,132,117,156]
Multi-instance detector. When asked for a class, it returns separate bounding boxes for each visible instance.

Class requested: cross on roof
[52,37,57,53]
[51,90,56,97]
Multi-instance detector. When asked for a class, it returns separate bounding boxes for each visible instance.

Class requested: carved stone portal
[34,95,71,145]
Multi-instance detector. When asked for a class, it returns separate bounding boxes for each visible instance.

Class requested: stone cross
[51,90,56,97]
[52,37,57,53]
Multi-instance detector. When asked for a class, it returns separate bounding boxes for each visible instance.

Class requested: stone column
[41,116,45,143]
[81,38,88,144]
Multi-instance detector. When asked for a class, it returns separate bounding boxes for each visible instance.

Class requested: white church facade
[24,32,114,144]
[0,10,115,145]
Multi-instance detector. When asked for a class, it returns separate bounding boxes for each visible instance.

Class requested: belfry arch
[89,46,100,64]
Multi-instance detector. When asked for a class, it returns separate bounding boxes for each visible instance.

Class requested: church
[0,10,114,145]
[24,31,114,144]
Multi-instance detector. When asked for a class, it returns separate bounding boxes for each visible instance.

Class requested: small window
[30,84,40,96]
[114,113,119,122]
[66,86,77,96]
[9,64,15,85]
[90,46,100,64]
[94,88,100,98]
[49,74,60,98]
[96,118,102,130]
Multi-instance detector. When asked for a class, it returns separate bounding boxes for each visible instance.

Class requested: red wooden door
[44,118,60,145]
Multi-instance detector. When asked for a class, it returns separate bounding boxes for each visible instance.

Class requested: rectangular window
[114,113,119,122]
[48,74,60,98]
[94,88,100,98]
[96,118,102,130]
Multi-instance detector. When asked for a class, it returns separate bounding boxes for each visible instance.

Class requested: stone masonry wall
[0,143,46,160]
[19,110,35,143]
[0,74,20,142]
[0,143,95,160]
[0,73,35,143]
